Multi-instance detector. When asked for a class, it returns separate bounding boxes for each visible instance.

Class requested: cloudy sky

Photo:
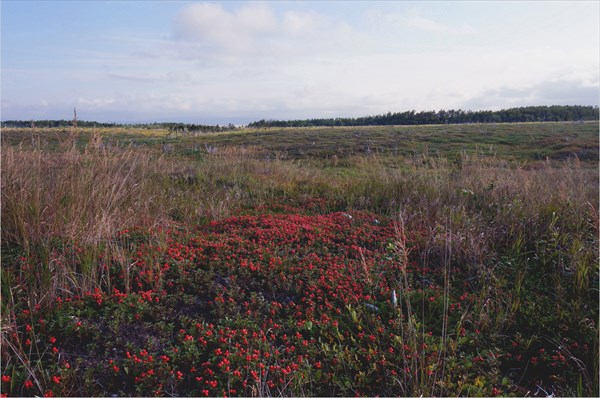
[2,1,598,124]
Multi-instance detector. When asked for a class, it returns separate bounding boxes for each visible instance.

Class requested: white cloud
[77,97,117,108]
[173,2,277,52]
[404,16,445,33]
[166,71,192,83]
[106,70,193,84]
[107,72,158,82]
[404,16,475,35]
[170,2,362,63]
[283,10,322,35]
[60,42,597,122]
[235,2,278,34]
[462,79,600,110]
[366,9,476,36]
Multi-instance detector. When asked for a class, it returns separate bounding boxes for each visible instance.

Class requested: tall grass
[2,143,171,307]
[3,145,158,250]
[3,141,597,300]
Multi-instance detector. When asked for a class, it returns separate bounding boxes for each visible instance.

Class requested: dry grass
[2,142,178,307]
[2,144,162,250]
[3,142,596,299]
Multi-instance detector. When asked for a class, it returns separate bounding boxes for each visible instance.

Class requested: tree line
[1,120,119,128]
[248,105,599,128]
[2,105,597,130]
[0,120,237,133]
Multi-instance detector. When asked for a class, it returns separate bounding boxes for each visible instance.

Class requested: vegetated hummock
[1,121,598,397]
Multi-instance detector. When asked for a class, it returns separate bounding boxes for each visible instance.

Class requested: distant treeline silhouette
[2,105,598,130]
[0,120,236,133]
[248,105,599,128]
[1,120,120,128]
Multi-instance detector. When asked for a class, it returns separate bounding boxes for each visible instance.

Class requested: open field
[2,121,598,162]
[1,122,598,396]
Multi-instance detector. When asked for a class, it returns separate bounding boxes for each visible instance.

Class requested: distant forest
[0,120,236,133]
[249,105,599,128]
[1,120,120,128]
[1,105,598,130]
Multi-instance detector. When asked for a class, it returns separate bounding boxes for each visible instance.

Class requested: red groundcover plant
[1,209,594,396]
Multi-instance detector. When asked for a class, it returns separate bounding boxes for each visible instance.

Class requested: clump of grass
[3,145,149,248]
[1,141,173,306]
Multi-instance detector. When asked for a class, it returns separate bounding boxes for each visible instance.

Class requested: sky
[1,1,599,124]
